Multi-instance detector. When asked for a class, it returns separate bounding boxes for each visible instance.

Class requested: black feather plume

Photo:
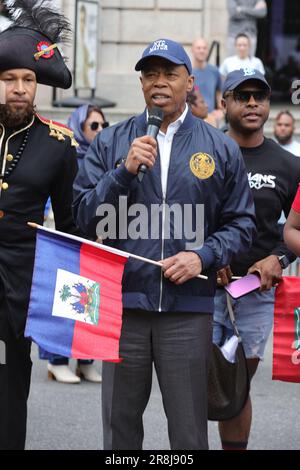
[4,0,71,43]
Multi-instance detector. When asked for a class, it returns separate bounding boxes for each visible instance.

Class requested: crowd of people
[1,0,300,452]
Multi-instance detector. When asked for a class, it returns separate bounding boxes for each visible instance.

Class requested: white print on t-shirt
[248,172,276,190]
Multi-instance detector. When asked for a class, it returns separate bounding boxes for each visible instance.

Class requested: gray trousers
[102,309,212,450]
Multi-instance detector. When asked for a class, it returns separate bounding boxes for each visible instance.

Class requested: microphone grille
[148,106,164,126]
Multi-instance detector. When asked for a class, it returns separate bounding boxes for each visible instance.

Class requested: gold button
[6,154,13,162]
[0,210,4,218]
[2,182,8,190]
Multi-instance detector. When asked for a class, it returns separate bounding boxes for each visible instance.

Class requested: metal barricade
[284,258,300,276]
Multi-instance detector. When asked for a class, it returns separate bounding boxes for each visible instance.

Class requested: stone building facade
[37,0,228,113]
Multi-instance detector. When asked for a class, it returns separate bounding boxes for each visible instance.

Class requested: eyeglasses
[225,90,270,103]
[89,121,109,131]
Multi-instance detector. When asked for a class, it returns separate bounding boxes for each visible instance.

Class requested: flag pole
[28,223,208,280]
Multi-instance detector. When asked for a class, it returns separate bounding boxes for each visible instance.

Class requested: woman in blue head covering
[68,104,109,169]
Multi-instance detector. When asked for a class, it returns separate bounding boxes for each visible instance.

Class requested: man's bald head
[192,37,208,49]
[191,37,209,64]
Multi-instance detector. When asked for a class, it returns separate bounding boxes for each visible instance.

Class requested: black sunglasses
[89,121,109,131]
[225,89,270,103]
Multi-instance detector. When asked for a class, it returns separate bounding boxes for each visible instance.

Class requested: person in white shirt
[220,33,265,78]
[274,110,300,156]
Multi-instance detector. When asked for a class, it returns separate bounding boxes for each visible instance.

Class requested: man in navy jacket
[73,38,256,450]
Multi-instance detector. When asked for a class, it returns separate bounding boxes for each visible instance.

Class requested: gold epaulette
[36,114,79,148]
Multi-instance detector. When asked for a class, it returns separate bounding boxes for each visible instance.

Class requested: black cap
[0,0,72,89]
[0,26,72,89]
[222,68,271,97]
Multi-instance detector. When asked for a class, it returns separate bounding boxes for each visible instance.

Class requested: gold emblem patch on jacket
[190,153,215,179]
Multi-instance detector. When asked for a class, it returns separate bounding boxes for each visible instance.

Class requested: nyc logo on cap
[190,153,215,180]
[242,67,256,77]
[149,40,168,53]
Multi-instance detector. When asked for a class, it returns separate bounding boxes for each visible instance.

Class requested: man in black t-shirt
[213,68,300,451]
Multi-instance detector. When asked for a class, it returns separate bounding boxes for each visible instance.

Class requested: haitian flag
[273,277,300,382]
[25,227,128,362]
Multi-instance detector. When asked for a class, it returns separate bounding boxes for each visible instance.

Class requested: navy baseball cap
[135,38,192,75]
[222,68,271,96]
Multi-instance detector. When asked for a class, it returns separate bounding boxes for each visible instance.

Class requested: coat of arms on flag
[53,270,100,326]
[25,227,128,362]
[273,277,300,382]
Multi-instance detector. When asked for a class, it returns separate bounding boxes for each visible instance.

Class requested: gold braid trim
[36,114,79,148]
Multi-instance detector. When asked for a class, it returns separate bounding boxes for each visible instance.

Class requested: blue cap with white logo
[222,68,271,96]
[135,38,192,75]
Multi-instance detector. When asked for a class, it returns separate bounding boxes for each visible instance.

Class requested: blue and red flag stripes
[25,228,128,362]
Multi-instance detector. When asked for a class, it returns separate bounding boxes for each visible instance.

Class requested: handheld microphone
[137,106,164,182]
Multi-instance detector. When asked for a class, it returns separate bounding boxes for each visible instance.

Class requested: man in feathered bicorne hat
[0,0,78,449]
